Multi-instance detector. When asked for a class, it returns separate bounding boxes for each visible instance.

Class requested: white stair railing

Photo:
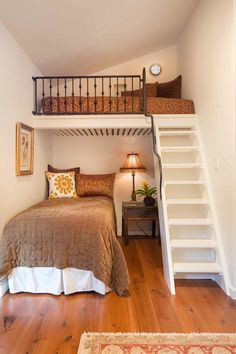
[145,114,175,294]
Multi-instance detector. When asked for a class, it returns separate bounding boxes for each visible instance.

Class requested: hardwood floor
[0,239,236,354]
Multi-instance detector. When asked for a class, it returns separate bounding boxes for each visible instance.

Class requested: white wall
[177,0,236,291]
[234,0,236,293]
[0,22,52,235]
[53,45,178,100]
[52,135,155,235]
[93,45,178,84]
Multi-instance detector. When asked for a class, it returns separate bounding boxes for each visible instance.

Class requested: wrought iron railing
[145,113,163,200]
[32,68,146,115]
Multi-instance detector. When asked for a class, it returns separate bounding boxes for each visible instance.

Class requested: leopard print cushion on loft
[42,96,195,115]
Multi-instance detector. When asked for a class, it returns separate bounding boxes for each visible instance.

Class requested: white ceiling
[0,0,198,75]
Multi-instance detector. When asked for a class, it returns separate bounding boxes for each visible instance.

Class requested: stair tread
[163,163,202,168]
[159,131,196,136]
[169,218,212,225]
[171,239,217,248]
[161,146,199,151]
[165,180,205,185]
[173,262,221,273]
[166,199,209,205]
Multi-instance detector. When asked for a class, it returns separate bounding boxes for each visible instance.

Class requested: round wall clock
[150,64,161,76]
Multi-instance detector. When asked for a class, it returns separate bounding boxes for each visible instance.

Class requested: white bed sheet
[8,267,111,295]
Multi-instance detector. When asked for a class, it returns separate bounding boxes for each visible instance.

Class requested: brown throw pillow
[121,83,157,98]
[76,173,116,199]
[48,164,80,174]
[146,83,158,97]
[121,88,141,97]
[156,75,182,99]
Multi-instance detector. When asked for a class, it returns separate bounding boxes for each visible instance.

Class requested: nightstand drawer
[127,207,158,219]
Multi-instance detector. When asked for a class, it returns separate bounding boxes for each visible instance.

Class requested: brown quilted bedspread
[42,96,195,115]
[0,197,129,296]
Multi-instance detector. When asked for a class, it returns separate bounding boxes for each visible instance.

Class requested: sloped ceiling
[0,0,198,75]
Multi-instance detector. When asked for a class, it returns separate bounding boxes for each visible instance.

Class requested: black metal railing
[145,113,163,200]
[32,68,146,115]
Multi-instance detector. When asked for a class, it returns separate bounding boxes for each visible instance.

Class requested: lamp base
[129,199,138,204]
[131,190,136,203]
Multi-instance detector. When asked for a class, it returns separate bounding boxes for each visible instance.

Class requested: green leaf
[136,184,157,197]
[136,190,146,196]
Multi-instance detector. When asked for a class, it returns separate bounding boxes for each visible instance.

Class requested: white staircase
[152,115,229,295]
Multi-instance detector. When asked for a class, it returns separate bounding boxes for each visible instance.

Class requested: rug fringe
[82,332,236,336]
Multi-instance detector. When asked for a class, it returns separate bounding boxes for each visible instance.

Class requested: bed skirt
[8,267,111,295]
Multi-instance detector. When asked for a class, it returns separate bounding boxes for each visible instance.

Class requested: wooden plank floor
[0,239,236,354]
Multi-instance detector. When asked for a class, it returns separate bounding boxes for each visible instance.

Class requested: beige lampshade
[120,152,146,173]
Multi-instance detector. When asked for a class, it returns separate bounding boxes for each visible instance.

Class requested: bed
[0,196,129,296]
[32,69,195,116]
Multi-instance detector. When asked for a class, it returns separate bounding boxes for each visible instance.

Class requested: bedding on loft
[32,68,195,116]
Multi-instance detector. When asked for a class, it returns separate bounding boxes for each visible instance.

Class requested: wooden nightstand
[122,202,159,245]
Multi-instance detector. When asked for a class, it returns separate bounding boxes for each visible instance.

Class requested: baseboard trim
[0,276,9,297]
[229,284,236,299]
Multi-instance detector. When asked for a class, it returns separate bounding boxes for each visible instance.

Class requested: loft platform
[33,114,151,129]
[32,114,197,130]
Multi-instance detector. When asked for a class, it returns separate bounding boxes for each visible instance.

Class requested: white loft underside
[33,114,198,131]
[50,127,152,137]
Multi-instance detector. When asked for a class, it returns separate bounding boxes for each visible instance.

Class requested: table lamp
[120,152,146,202]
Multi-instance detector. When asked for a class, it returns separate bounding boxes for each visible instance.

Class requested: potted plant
[136,182,157,206]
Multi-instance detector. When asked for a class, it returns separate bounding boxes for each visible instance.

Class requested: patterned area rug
[78,332,236,353]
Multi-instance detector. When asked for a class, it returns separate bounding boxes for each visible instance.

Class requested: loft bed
[32,67,195,208]
[0,70,197,298]
[31,67,197,210]
[32,68,195,116]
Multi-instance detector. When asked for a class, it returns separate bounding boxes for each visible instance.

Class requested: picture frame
[16,122,34,176]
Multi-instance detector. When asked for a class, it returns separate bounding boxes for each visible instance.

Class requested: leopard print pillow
[121,83,158,98]
[76,173,116,199]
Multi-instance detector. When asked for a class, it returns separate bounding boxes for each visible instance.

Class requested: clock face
[150,64,161,76]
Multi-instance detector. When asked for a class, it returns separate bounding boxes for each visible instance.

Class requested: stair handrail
[142,68,163,200]
[145,113,163,200]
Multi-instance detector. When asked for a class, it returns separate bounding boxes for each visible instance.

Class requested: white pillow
[46,171,77,199]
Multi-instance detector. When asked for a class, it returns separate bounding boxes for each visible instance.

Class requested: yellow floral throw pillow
[46,171,77,199]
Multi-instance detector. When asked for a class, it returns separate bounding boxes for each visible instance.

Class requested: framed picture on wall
[16,122,34,176]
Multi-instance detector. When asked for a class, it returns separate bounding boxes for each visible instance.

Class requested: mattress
[42,96,195,115]
[0,197,129,296]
